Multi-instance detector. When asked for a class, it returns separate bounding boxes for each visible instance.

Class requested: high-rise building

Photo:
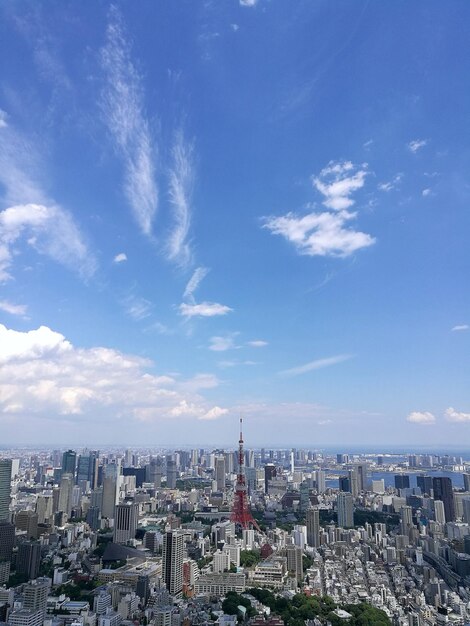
[0,459,12,522]
[113,501,139,544]
[337,492,354,528]
[0,521,15,562]
[102,462,120,519]
[162,530,184,597]
[286,544,303,581]
[464,473,470,493]
[166,457,177,490]
[264,464,276,494]
[395,475,410,490]
[315,470,326,494]
[348,469,358,497]
[215,457,226,492]
[61,450,77,478]
[16,541,41,580]
[354,464,367,492]
[23,578,50,616]
[339,476,350,492]
[434,500,446,524]
[417,475,433,496]
[77,451,99,489]
[433,476,455,522]
[306,508,320,548]
[400,505,413,535]
[58,473,74,517]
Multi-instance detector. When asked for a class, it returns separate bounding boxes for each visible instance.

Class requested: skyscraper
[306,507,320,548]
[113,501,139,544]
[102,462,120,519]
[433,476,455,522]
[0,459,12,522]
[162,529,184,597]
[16,541,41,580]
[61,450,77,477]
[337,492,354,528]
[58,473,74,518]
[215,456,226,492]
[416,475,433,496]
[264,464,276,494]
[166,457,177,490]
[395,475,410,490]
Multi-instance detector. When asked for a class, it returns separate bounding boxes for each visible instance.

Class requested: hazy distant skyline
[1,2,469,445]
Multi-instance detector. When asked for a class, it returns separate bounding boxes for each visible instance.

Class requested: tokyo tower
[230,418,260,530]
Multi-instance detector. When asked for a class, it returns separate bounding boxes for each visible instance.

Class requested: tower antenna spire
[231,416,260,531]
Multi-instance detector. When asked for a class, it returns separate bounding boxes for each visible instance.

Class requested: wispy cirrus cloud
[378,173,402,192]
[100,6,158,236]
[122,294,152,321]
[406,411,436,425]
[247,340,268,347]
[240,0,258,6]
[183,267,209,300]
[445,407,470,422]
[0,300,28,317]
[179,301,232,318]
[167,129,195,267]
[263,160,375,258]
[279,354,352,377]
[408,139,427,153]
[452,324,469,332]
[209,333,239,352]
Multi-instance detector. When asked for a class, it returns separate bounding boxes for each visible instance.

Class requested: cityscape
[1,2,470,626]
[2,428,470,625]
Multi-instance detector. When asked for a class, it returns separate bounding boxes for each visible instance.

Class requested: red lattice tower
[231,418,260,530]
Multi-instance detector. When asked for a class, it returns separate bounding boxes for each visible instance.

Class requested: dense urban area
[1,431,470,626]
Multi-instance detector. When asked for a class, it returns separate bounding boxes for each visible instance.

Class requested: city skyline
[1,2,470,445]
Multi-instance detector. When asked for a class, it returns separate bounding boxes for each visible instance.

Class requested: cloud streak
[100,6,158,236]
[183,267,209,300]
[279,354,352,377]
[0,301,28,317]
[179,301,232,318]
[167,129,194,267]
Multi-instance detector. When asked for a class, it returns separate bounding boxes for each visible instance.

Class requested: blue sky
[0,1,469,447]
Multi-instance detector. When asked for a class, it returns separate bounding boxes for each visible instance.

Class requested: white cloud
[0,110,7,129]
[183,267,209,300]
[240,0,257,5]
[0,204,95,283]
[452,324,469,332]
[406,411,436,425]
[263,209,375,258]
[264,160,374,258]
[312,161,368,211]
[179,301,232,318]
[209,334,239,352]
[122,294,152,321]
[247,340,268,347]
[100,6,158,236]
[199,406,228,421]
[0,324,225,423]
[280,354,352,377]
[445,407,470,423]
[422,188,432,197]
[378,174,402,192]
[167,129,194,267]
[0,301,28,317]
[114,252,127,263]
[231,24,240,31]
[408,139,427,153]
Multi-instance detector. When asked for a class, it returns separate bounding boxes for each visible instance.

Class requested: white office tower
[337,492,354,528]
[434,499,446,524]
[215,456,226,492]
[400,505,413,535]
[102,462,120,519]
[0,459,12,522]
[36,494,53,525]
[58,473,74,517]
[290,450,295,474]
[113,501,139,544]
[462,497,470,524]
[162,529,184,597]
[23,578,51,616]
[371,479,385,494]
[306,507,320,548]
[242,528,254,550]
[212,550,230,573]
